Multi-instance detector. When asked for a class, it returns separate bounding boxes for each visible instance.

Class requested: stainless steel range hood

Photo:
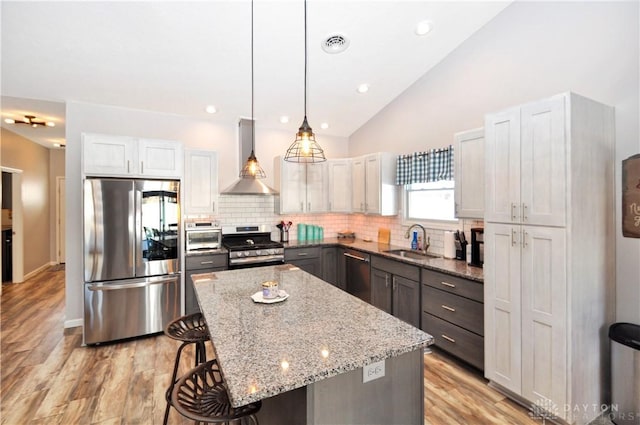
[221,119,278,195]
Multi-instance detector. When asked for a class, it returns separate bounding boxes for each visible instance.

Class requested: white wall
[349,1,640,323]
[64,101,349,326]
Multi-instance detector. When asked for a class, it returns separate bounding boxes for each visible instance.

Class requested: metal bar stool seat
[172,359,261,424]
[164,312,210,425]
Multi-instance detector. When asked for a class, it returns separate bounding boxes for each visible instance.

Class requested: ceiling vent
[321,34,349,54]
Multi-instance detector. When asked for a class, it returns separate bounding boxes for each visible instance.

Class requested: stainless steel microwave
[185,222,221,252]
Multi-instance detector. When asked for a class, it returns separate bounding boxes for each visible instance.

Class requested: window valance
[396,145,454,185]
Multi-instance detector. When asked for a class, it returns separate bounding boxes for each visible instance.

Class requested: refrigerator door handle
[133,188,142,271]
[87,275,179,291]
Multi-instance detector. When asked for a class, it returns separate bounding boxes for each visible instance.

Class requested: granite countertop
[192,265,434,407]
[284,237,484,283]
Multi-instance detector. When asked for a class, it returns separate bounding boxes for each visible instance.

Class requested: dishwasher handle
[343,252,370,263]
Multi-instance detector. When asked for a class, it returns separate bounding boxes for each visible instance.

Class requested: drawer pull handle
[297,253,309,256]
[200,261,214,265]
[441,334,456,343]
[441,305,456,312]
[440,281,456,288]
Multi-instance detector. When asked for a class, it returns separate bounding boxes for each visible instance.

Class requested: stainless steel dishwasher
[343,248,371,303]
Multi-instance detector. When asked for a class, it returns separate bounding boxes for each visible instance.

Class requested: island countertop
[193,264,433,408]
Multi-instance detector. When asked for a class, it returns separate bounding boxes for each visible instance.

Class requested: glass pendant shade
[284,116,326,163]
[240,149,267,178]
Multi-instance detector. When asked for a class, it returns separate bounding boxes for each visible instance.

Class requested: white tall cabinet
[484,93,615,425]
[351,152,397,216]
[327,159,352,213]
[454,128,485,219]
[183,150,218,215]
[274,157,328,214]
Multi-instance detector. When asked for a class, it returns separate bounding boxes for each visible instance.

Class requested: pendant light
[240,0,266,179]
[284,0,326,163]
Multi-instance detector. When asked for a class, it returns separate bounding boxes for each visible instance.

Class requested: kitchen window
[405,180,456,222]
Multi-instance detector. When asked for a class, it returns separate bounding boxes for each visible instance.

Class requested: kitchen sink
[383,249,440,260]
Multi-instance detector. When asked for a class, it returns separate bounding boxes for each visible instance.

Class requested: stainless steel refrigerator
[83,178,181,345]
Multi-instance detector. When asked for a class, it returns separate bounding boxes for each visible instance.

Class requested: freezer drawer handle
[87,277,178,291]
[200,260,214,265]
[441,334,456,343]
[343,252,369,263]
[440,281,456,288]
[441,305,456,312]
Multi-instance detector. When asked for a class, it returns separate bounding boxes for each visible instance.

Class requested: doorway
[1,167,24,283]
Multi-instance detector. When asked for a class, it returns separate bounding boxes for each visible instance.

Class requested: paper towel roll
[444,231,456,259]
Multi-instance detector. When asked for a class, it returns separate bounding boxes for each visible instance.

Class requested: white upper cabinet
[351,152,397,216]
[138,138,183,178]
[83,133,138,176]
[184,150,218,215]
[274,157,327,214]
[83,133,183,178]
[327,159,352,213]
[454,128,485,219]
[485,95,566,226]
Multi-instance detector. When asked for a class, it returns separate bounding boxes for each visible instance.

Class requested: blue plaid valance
[396,145,454,185]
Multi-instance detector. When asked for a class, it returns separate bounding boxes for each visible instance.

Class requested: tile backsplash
[211,195,482,255]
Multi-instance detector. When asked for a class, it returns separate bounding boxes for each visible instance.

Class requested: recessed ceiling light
[205,105,217,114]
[320,123,329,130]
[46,121,55,127]
[280,116,289,124]
[53,143,61,147]
[415,20,433,36]
[4,118,15,124]
[357,84,370,94]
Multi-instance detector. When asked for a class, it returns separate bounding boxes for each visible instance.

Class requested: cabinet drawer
[423,313,484,371]
[371,256,419,281]
[422,286,484,336]
[421,269,483,302]
[185,254,228,270]
[284,246,321,260]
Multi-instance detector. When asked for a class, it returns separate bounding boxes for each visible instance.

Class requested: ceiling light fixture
[4,115,55,128]
[284,0,326,163]
[280,116,289,124]
[357,84,370,94]
[320,123,329,129]
[415,20,433,36]
[239,0,266,179]
[205,105,217,114]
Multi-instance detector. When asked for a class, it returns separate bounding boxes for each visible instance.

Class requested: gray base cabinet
[185,253,228,314]
[321,247,337,286]
[284,247,322,278]
[370,256,420,328]
[421,269,484,370]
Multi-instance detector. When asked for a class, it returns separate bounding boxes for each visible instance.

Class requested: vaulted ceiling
[1,1,511,149]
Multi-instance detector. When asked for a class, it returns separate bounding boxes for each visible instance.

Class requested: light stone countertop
[192,264,434,408]
[284,237,484,282]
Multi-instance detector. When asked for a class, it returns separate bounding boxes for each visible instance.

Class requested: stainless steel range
[222,225,284,269]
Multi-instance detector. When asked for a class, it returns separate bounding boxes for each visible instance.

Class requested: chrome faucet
[405,224,430,255]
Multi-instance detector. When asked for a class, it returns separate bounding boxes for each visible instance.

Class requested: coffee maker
[469,228,484,267]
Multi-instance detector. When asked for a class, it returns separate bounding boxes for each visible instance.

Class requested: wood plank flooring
[2,267,540,425]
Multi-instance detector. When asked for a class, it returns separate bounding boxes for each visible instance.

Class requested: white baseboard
[23,261,57,280]
[64,318,83,329]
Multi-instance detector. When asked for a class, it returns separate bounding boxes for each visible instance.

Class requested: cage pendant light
[284,0,326,163]
[240,0,267,179]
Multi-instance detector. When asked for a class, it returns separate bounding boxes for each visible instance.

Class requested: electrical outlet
[362,359,385,383]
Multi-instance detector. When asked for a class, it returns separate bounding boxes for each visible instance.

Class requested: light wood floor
[1,267,540,425]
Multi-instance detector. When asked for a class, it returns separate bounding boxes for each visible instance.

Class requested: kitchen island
[193,264,433,425]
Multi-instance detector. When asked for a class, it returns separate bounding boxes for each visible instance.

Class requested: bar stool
[163,313,210,425]
[172,359,261,425]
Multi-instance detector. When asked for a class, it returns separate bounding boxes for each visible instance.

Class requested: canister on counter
[298,223,307,241]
